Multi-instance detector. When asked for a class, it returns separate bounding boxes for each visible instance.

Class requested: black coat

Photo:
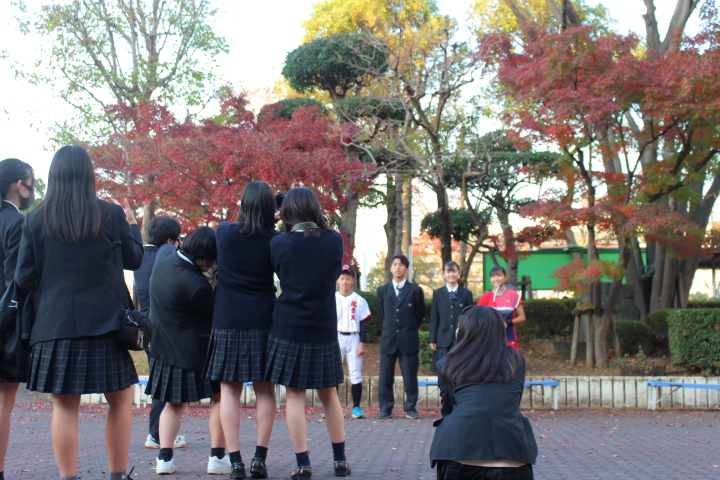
[429,286,473,348]
[430,358,538,467]
[148,246,215,372]
[15,201,143,345]
[376,281,425,355]
[0,203,23,291]
[213,222,278,330]
[133,245,159,316]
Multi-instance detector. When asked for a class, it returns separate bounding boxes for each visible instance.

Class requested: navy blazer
[429,286,473,348]
[148,246,215,372]
[430,357,538,466]
[134,245,159,316]
[376,281,424,355]
[15,201,143,345]
[0,203,23,291]
[213,222,278,330]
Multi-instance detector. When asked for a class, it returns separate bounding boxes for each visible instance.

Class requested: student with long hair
[477,266,526,350]
[430,306,538,480]
[265,187,349,479]
[0,158,34,480]
[145,226,227,475]
[204,181,279,479]
[15,145,143,480]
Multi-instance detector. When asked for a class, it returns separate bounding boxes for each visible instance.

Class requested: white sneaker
[145,434,160,449]
[173,434,187,448]
[207,454,231,475]
[156,457,175,474]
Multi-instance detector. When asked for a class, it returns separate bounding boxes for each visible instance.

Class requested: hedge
[687,300,720,309]
[418,331,433,371]
[356,290,433,343]
[615,320,653,355]
[519,299,574,341]
[668,308,720,374]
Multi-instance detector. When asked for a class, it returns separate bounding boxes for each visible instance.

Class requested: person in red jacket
[477,266,526,350]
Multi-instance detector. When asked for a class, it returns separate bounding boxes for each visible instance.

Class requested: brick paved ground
[4,392,720,479]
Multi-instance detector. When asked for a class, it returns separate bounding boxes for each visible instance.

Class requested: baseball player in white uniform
[336,265,371,419]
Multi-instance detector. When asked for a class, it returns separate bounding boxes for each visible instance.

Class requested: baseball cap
[341,264,355,275]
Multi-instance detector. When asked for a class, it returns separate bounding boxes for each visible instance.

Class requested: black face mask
[19,182,34,210]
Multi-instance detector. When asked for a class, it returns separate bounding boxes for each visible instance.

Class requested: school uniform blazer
[15,201,143,346]
[0,204,24,291]
[376,281,425,355]
[148,246,215,372]
[429,286,473,348]
[133,245,159,316]
[430,357,538,467]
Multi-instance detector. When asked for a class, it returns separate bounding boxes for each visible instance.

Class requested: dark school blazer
[148,245,215,372]
[376,280,425,355]
[133,245,159,316]
[0,204,23,290]
[430,357,538,467]
[429,286,473,348]
[15,201,143,346]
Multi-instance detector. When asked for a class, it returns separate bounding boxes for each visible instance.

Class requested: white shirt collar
[2,200,20,213]
[446,284,458,293]
[393,279,407,290]
[176,250,193,265]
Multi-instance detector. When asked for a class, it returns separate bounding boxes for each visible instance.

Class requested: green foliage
[419,331,433,371]
[258,98,328,121]
[282,33,388,100]
[687,300,720,309]
[558,297,579,313]
[519,299,573,341]
[337,96,406,121]
[615,320,652,356]
[646,308,672,339]
[668,309,720,374]
[421,208,489,243]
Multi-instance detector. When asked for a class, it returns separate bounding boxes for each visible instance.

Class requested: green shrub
[419,331,433,371]
[687,300,720,309]
[668,308,720,373]
[558,297,579,313]
[356,290,433,342]
[646,308,672,339]
[519,299,573,341]
[615,320,653,355]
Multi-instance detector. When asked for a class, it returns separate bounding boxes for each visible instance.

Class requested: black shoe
[250,457,268,478]
[121,466,134,479]
[230,462,247,479]
[334,461,351,476]
[405,410,420,419]
[377,411,392,419]
[291,466,312,479]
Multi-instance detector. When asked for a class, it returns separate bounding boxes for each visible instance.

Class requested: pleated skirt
[27,332,138,394]
[204,328,269,384]
[145,357,219,404]
[264,334,343,390]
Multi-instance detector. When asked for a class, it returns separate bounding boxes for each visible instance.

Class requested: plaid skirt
[204,328,269,383]
[27,332,138,394]
[146,358,219,404]
[264,335,343,390]
[431,347,451,373]
[436,461,534,480]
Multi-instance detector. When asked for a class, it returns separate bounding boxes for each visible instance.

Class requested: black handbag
[0,280,29,381]
[112,214,153,351]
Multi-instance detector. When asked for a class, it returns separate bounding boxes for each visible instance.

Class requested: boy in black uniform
[376,254,425,419]
[429,261,473,372]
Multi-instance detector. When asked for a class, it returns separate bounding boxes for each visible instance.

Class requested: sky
[0,0,702,280]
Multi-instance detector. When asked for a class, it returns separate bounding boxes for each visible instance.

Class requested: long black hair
[0,158,34,210]
[441,306,523,386]
[40,145,103,245]
[237,181,276,236]
[279,187,332,238]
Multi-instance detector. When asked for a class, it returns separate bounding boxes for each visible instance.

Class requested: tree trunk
[383,173,399,283]
[495,194,519,282]
[394,173,404,257]
[339,145,362,254]
[402,175,412,256]
[141,200,156,243]
[434,181,453,265]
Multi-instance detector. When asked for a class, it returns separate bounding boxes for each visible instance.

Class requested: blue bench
[647,380,720,410]
[417,380,559,410]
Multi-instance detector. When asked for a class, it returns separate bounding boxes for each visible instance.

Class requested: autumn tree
[492,16,720,366]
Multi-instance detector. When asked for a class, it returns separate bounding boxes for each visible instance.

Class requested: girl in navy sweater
[265,187,349,479]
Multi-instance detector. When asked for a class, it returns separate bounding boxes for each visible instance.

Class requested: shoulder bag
[112,213,153,351]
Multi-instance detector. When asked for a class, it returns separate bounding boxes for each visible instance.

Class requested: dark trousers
[436,461,534,480]
[146,351,166,440]
[378,349,418,413]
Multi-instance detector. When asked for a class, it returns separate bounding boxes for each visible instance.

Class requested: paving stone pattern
[4,399,720,479]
